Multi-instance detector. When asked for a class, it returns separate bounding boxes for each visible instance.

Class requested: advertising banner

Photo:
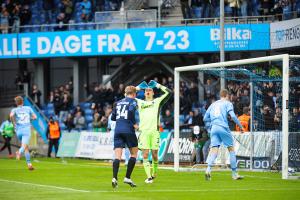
[0,24,270,59]
[57,132,81,157]
[270,18,300,49]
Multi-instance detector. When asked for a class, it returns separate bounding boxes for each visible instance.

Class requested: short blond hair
[125,86,136,96]
[220,89,229,98]
[14,96,24,106]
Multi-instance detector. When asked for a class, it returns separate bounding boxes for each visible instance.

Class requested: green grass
[0,158,300,200]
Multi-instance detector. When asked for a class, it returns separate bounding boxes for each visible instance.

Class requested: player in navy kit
[111,86,139,188]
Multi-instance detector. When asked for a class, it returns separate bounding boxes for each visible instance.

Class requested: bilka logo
[210,28,251,41]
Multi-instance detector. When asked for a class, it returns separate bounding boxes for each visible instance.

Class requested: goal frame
[174,54,299,179]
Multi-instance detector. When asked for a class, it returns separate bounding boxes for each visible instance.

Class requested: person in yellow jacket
[47,116,61,157]
[236,107,251,132]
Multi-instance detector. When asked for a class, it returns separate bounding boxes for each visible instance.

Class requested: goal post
[173,54,293,179]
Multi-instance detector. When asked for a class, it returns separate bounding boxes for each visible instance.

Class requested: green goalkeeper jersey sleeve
[137,86,172,131]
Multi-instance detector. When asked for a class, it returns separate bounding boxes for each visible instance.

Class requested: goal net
[173,54,300,179]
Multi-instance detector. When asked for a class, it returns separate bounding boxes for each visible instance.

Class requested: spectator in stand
[0,7,9,33]
[192,109,204,127]
[64,113,74,132]
[54,13,68,31]
[43,0,55,24]
[11,2,21,33]
[53,91,61,115]
[199,78,220,101]
[59,92,71,122]
[49,91,55,103]
[161,109,173,130]
[92,112,104,132]
[184,111,194,127]
[30,84,42,107]
[73,111,85,131]
[290,108,300,132]
[80,0,91,22]
[239,89,250,107]
[262,105,274,130]
[189,82,199,106]
[19,4,31,27]
[61,0,73,21]
[167,76,174,89]
[228,0,240,17]
[73,105,85,116]
[249,0,261,16]
[180,0,192,23]
[115,83,125,101]
[180,90,191,115]
[105,85,115,105]
[15,74,23,90]
[90,85,101,105]
[240,0,248,16]
[274,107,282,130]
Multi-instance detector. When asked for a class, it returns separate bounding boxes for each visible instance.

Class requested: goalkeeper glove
[148,80,161,89]
[136,81,148,90]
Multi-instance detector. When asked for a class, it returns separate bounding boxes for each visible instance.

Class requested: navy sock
[126,157,136,179]
[113,159,120,180]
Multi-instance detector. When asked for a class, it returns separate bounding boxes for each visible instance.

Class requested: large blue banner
[0,24,270,59]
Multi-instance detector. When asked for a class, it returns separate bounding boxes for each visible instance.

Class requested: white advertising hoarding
[271,18,300,49]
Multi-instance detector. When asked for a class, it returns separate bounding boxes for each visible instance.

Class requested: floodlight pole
[220,0,225,90]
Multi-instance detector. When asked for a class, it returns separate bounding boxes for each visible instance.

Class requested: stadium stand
[0,0,299,33]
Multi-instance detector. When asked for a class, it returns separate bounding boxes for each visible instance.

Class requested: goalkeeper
[136,80,171,183]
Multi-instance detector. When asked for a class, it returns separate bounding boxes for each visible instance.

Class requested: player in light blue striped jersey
[203,89,244,180]
[10,96,37,170]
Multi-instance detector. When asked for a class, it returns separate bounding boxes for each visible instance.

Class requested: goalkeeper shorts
[138,130,160,150]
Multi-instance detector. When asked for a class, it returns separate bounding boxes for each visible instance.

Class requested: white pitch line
[0,179,90,193]
[93,188,300,193]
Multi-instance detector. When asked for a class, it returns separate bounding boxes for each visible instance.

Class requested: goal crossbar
[173,54,292,179]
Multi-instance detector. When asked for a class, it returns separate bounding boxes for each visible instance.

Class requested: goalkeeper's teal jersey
[136,86,171,131]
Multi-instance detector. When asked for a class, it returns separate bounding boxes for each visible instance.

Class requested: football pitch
[0,158,300,200]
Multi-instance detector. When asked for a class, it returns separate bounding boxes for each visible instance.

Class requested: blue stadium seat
[47,103,54,110]
[83,102,91,109]
[85,115,93,123]
[87,123,93,131]
[85,109,93,115]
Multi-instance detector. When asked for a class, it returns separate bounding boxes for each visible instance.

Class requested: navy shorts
[114,132,138,149]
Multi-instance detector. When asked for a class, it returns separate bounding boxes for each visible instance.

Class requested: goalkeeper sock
[229,151,237,175]
[125,157,136,179]
[113,159,120,180]
[143,159,152,178]
[152,160,158,177]
[206,152,218,173]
